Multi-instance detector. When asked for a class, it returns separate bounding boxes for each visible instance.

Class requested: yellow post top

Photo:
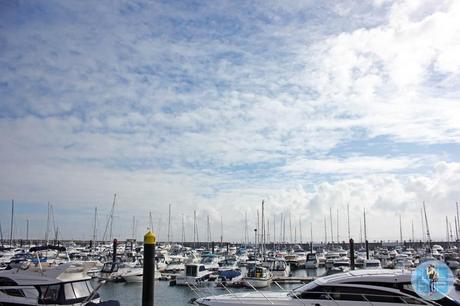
[144,230,156,245]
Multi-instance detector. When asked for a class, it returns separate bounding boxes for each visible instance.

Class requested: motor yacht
[0,262,119,305]
[175,263,213,286]
[195,269,460,305]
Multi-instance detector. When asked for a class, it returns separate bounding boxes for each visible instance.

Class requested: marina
[2,0,460,305]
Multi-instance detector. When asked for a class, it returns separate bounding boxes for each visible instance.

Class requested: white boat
[0,262,117,305]
[268,258,290,278]
[121,267,144,283]
[175,263,213,286]
[305,252,319,269]
[195,269,459,305]
[363,258,382,269]
[243,266,272,289]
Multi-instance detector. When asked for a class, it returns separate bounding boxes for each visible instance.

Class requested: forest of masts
[1,195,460,247]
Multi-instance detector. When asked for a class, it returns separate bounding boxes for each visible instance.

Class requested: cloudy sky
[1,0,460,243]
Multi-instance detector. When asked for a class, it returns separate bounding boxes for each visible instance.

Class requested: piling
[365,240,369,260]
[142,230,156,306]
[349,238,355,270]
[212,241,215,254]
[112,239,117,263]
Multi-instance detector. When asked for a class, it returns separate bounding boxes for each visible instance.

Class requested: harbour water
[97,268,322,306]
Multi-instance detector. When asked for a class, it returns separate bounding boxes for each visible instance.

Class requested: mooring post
[143,230,156,306]
[212,241,215,254]
[365,240,369,260]
[112,239,117,263]
[349,238,355,270]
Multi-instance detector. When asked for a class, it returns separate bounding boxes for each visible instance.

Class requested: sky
[1,0,460,243]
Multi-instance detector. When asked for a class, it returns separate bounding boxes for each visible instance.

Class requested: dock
[272,276,316,284]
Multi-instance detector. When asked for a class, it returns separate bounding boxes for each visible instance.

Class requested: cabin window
[72,281,91,298]
[199,265,206,272]
[0,288,25,297]
[186,266,197,277]
[64,283,76,299]
[39,284,60,302]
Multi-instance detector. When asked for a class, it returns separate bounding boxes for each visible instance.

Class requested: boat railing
[273,281,308,306]
[219,282,244,304]
[185,281,205,299]
[244,281,274,305]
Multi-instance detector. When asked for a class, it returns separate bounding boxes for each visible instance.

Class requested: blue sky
[1,0,460,242]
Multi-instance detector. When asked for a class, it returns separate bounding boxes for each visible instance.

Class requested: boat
[243,265,272,289]
[363,258,382,269]
[268,258,290,278]
[305,252,319,269]
[0,261,119,305]
[216,258,243,287]
[216,269,243,287]
[194,269,460,305]
[175,263,213,286]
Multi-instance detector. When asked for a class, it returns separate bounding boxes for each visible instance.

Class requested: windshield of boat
[290,280,319,296]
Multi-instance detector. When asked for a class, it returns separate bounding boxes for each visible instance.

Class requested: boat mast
[45,202,50,244]
[26,219,29,245]
[167,204,171,245]
[261,200,265,256]
[108,194,117,242]
[411,219,415,242]
[455,216,459,242]
[347,203,351,240]
[329,207,333,245]
[299,217,302,244]
[360,217,363,245]
[0,220,4,247]
[132,216,136,239]
[193,210,197,248]
[446,216,450,245]
[310,222,313,245]
[399,214,403,244]
[273,215,276,247]
[289,211,292,244]
[363,208,367,243]
[457,202,459,241]
[220,215,223,245]
[181,214,185,244]
[420,208,425,242]
[336,208,339,243]
[9,199,14,246]
[324,216,327,244]
[423,201,431,247]
[92,207,98,244]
